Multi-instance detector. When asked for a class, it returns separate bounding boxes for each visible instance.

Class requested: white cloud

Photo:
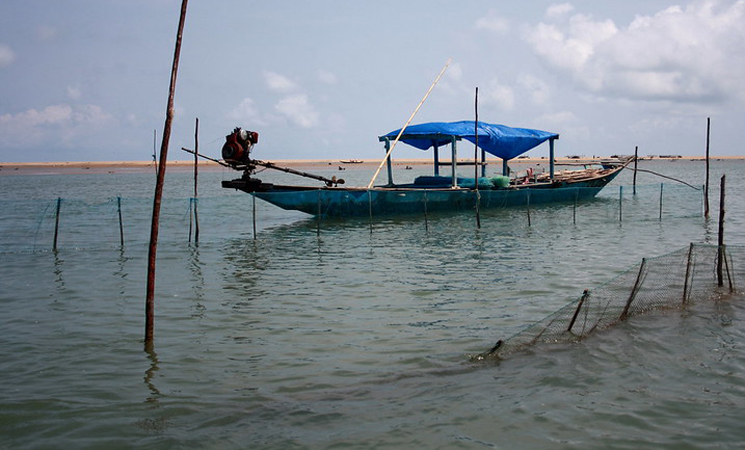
[518,74,551,105]
[227,97,268,126]
[0,44,15,67]
[0,104,114,148]
[475,10,510,34]
[483,78,515,110]
[264,71,299,92]
[446,62,463,83]
[524,0,745,103]
[274,94,319,128]
[317,69,338,85]
[546,3,574,19]
[67,85,82,100]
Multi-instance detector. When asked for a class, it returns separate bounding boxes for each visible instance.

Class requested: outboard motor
[222,127,259,167]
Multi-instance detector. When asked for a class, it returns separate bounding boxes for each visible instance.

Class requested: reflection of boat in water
[219,121,630,218]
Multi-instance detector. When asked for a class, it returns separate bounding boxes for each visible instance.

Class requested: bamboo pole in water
[717,174,726,287]
[474,87,481,229]
[145,0,188,347]
[53,197,61,252]
[633,146,638,195]
[252,195,257,240]
[191,117,200,243]
[117,196,124,247]
[682,243,694,305]
[704,117,710,218]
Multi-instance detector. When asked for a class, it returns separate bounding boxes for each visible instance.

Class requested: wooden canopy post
[549,138,556,181]
[145,0,188,348]
[450,136,458,187]
[385,138,394,186]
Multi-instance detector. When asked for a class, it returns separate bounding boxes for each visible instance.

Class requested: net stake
[145,0,188,348]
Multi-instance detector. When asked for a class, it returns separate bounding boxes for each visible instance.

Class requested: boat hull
[223,165,624,218]
[253,184,607,217]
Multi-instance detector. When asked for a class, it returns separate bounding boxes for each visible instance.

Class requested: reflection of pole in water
[188,245,206,318]
[144,346,162,403]
[53,251,65,293]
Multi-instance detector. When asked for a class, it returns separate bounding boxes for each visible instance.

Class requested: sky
[1,0,744,162]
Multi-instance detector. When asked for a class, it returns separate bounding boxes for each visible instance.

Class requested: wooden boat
[220,121,629,218]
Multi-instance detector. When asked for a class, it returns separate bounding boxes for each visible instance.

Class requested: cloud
[546,3,574,19]
[227,97,269,126]
[317,69,338,85]
[475,10,510,34]
[0,44,15,67]
[483,77,515,110]
[263,71,299,92]
[67,85,82,100]
[274,94,319,128]
[518,74,551,105]
[0,104,114,148]
[524,0,745,103]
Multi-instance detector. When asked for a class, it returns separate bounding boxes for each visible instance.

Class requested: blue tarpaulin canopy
[380,121,559,161]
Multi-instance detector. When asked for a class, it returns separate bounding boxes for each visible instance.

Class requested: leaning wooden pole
[367,58,450,189]
[704,117,710,218]
[145,0,188,347]
[717,174,726,287]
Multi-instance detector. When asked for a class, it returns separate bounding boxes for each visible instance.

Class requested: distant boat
[339,159,364,164]
[220,121,629,218]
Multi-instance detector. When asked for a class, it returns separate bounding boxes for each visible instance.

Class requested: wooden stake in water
[621,258,647,320]
[704,117,711,218]
[659,183,664,221]
[423,191,429,233]
[145,0,188,347]
[252,195,257,240]
[633,146,638,196]
[573,188,578,225]
[717,174,726,287]
[193,118,199,243]
[317,190,322,237]
[53,197,61,252]
[682,243,694,304]
[189,117,200,244]
[474,87,481,229]
[619,185,623,222]
[117,196,124,247]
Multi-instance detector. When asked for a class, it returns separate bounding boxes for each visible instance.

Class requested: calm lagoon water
[1,159,744,449]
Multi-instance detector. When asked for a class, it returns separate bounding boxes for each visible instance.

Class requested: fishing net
[483,243,742,359]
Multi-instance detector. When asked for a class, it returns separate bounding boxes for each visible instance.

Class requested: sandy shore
[1,155,743,175]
